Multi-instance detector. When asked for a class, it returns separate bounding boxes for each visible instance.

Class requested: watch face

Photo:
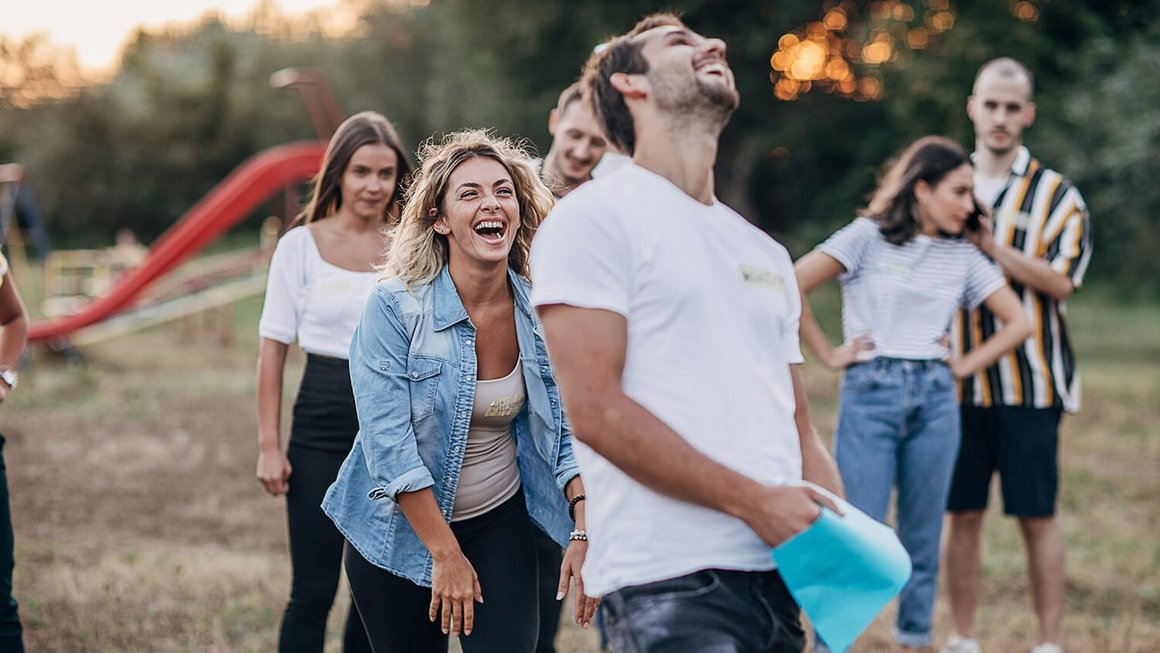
[0,370,15,388]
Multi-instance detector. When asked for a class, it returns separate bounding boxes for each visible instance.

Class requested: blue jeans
[820,359,960,650]
[603,568,804,653]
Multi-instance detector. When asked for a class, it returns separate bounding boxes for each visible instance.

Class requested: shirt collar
[432,265,469,331]
[431,264,532,331]
[970,144,1032,178]
[1010,145,1032,177]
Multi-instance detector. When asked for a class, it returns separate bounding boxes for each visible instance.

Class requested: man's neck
[542,153,581,197]
[632,113,719,205]
[974,140,1022,179]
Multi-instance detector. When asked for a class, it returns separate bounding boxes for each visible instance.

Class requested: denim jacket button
[410,371,419,379]
[465,338,474,346]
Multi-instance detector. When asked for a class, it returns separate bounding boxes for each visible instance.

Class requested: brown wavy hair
[383,130,554,285]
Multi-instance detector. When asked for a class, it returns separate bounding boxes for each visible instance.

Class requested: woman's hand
[826,333,874,371]
[256,448,292,496]
[967,210,996,257]
[558,539,599,628]
[429,550,483,637]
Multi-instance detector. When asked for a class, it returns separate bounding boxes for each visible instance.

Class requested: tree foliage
[0,0,1155,294]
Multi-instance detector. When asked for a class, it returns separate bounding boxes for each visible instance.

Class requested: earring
[434,226,448,234]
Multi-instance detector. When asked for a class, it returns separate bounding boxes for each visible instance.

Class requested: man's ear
[610,72,647,100]
[1023,101,1037,129]
[966,95,975,122]
[548,108,559,136]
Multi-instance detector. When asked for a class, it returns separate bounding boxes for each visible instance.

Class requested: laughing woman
[796,137,1033,653]
[323,130,596,653]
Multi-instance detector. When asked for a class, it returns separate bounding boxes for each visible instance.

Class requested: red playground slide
[29,140,326,342]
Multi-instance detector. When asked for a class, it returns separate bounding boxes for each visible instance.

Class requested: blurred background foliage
[0,0,1156,296]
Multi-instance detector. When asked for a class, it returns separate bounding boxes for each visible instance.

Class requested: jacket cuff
[367,467,436,501]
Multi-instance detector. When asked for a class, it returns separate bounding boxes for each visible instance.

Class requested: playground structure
[0,69,345,346]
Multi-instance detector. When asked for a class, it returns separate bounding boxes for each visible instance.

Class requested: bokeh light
[768,0,1045,102]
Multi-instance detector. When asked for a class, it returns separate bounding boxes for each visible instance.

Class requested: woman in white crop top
[795,137,1032,653]
[255,112,412,653]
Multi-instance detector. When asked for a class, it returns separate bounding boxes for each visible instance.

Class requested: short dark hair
[865,136,971,245]
[300,111,413,224]
[555,82,583,116]
[581,13,685,155]
[973,57,1034,97]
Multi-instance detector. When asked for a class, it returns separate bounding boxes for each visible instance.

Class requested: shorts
[947,404,1063,517]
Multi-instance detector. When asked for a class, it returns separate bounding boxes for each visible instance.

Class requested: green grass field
[3,286,1156,652]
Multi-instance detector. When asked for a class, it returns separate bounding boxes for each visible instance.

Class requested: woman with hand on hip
[796,137,1032,653]
[323,130,596,653]
[256,111,411,653]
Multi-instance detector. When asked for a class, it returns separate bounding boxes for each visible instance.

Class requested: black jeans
[0,435,23,653]
[602,568,804,653]
[344,491,539,653]
[280,355,370,653]
[534,526,564,653]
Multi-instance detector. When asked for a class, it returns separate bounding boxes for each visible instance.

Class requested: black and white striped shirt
[820,217,1006,361]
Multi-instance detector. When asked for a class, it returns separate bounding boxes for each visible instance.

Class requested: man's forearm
[569,390,763,521]
[990,244,1073,300]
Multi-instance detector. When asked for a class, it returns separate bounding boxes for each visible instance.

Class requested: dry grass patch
[2,291,1156,652]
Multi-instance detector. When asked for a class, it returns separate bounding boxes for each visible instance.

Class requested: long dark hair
[866,136,970,245]
[299,111,413,224]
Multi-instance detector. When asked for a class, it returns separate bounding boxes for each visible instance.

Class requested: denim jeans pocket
[925,362,954,392]
[614,570,722,612]
[842,362,897,393]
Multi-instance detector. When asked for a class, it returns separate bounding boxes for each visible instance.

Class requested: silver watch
[0,368,17,390]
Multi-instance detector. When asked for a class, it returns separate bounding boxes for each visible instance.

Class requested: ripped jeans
[602,568,804,653]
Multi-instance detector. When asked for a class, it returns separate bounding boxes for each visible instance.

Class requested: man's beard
[651,67,740,126]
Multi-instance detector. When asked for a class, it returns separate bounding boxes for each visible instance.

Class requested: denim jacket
[322,265,580,587]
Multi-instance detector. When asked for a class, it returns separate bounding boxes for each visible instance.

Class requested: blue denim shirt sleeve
[554,411,581,492]
[349,287,436,500]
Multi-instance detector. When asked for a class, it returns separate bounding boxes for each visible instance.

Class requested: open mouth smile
[473,219,507,243]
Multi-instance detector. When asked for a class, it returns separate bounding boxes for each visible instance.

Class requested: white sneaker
[1030,644,1064,653]
[940,634,982,653]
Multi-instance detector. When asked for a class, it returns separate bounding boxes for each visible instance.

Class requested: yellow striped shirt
[955,147,1092,412]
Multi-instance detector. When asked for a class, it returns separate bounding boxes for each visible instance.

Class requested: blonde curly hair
[383,129,554,286]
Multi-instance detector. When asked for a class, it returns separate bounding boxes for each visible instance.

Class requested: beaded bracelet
[568,494,586,522]
[569,529,588,542]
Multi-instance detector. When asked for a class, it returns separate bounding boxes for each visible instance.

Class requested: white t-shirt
[530,164,805,597]
[258,226,380,359]
[818,217,1006,361]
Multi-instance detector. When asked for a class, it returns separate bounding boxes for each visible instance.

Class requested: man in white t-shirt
[529,13,842,652]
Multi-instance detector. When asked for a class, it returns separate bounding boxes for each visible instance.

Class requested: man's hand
[967,211,996,257]
[741,484,842,547]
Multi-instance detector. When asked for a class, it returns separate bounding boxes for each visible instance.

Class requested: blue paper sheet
[771,485,912,653]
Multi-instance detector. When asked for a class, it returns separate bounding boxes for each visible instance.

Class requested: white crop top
[258,226,380,359]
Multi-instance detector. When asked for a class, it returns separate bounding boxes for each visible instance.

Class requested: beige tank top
[451,362,525,521]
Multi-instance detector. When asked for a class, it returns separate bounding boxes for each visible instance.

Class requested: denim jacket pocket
[406,356,444,420]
